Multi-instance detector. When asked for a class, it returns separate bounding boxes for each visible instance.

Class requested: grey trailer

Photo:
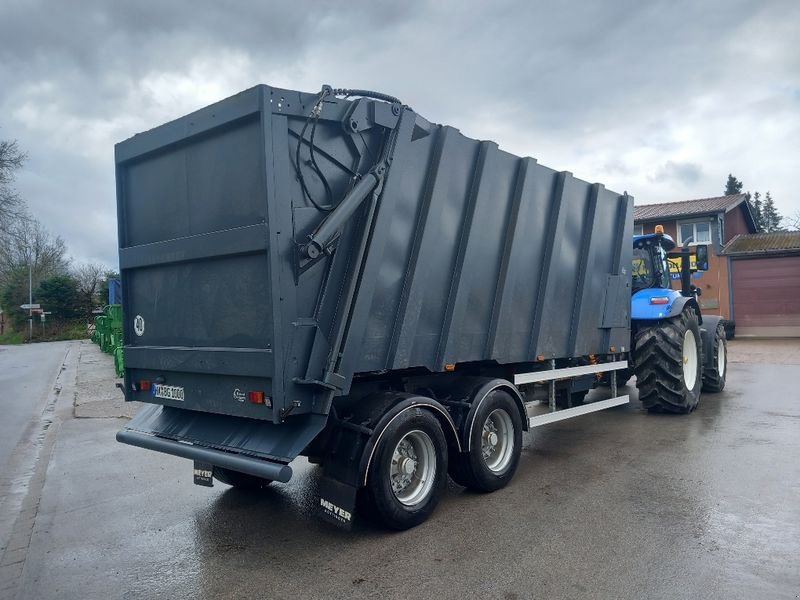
[115,84,632,529]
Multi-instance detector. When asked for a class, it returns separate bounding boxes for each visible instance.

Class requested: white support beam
[527,395,630,427]
[514,360,628,386]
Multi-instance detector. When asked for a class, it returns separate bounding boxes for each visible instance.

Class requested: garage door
[731,256,800,336]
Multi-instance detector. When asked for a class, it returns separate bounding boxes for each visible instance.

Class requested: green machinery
[92,304,124,376]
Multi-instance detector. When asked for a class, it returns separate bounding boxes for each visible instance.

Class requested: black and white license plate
[152,384,185,401]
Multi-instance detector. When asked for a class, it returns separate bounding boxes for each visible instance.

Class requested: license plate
[152,384,185,401]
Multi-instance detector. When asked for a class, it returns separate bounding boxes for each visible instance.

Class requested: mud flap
[318,476,358,530]
[193,461,214,487]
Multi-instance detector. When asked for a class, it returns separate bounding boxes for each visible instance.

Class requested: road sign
[20,303,41,310]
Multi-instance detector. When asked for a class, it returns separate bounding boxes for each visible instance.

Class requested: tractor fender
[632,288,701,323]
[667,296,702,324]
[699,314,724,370]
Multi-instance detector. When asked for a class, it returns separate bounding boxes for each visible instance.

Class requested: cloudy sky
[1,0,798,268]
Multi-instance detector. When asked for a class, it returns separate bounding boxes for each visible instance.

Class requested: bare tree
[0,216,69,289]
[0,139,27,233]
[73,262,106,314]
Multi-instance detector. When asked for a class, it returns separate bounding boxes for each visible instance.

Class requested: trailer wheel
[213,467,272,490]
[363,409,448,530]
[702,322,727,393]
[633,308,703,414]
[451,390,522,492]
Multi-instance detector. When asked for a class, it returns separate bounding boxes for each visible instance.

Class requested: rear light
[138,379,152,391]
[649,297,670,305]
[248,390,265,404]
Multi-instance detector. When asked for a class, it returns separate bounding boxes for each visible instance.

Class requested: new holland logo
[320,498,352,522]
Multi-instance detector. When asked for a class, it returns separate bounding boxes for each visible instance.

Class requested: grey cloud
[649,161,704,185]
[1,0,798,266]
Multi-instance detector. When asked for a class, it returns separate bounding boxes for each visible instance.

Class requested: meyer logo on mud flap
[320,498,352,523]
[193,461,214,487]
[317,476,357,529]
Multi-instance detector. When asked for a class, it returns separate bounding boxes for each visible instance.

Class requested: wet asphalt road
[4,342,800,599]
[0,342,71,466]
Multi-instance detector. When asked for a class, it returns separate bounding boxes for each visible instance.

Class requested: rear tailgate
[116,87,279,422]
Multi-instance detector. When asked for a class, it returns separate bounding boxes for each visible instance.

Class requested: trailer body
[116,84,633,528]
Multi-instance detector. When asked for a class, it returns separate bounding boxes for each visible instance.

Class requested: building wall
[724,205,751,243]
[636,215,730,319]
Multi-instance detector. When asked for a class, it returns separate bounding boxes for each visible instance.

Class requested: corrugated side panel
[341,122,632,375]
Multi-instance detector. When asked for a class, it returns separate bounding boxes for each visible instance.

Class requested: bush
[0,329,24,344]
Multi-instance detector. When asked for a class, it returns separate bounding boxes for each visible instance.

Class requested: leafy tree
[761,192,783,232]
[0,265,32,330]
[724,174,744,196]
[35,275,81,320]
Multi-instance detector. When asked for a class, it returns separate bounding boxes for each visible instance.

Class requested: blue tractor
[626,227,727,412]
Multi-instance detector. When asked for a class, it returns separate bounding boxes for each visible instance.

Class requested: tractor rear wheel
[633,308,703,414]
[702,322,727,393]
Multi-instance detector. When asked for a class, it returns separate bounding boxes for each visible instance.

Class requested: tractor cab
[632,232,675,293]
[631,224,710,321]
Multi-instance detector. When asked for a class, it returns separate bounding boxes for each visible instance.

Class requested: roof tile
[634,194,747,221]
[721,231,800,256]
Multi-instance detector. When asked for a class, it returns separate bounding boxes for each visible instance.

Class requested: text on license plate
[152,384,185,401]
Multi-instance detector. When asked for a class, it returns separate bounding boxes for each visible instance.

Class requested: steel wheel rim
[683,329,698,389]
[390,430,436,506]
[718,338,726,376]
[481,408,514,473]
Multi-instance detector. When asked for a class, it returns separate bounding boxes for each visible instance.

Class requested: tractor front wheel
[633,309,703,414]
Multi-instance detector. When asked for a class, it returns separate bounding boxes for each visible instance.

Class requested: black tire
[450,390,523,492]
[362,409,448,530]
[633,309,703,414]
[213,467,272,490]
[616,368,635,386]
[702,322,727,393]
[598,368,634,387]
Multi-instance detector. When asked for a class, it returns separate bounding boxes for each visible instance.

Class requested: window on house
[678,220,711,245]
[633,224,644,235]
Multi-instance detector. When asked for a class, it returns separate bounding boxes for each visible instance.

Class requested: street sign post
[20,303,41,310]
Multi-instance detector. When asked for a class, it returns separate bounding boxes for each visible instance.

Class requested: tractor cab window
[632,243,670,291]
[632,248,653,290]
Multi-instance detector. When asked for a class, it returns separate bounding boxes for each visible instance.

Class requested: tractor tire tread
[633,309,702,414]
